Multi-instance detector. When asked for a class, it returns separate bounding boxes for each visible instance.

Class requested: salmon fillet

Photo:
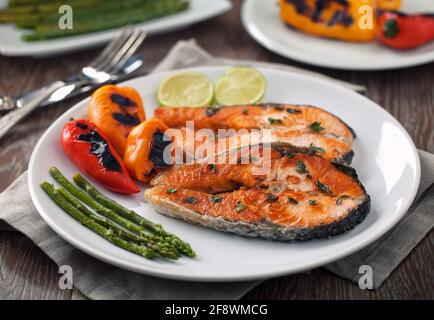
[145,143,369,241]
[173,127,354,164]
[155,103,355,145]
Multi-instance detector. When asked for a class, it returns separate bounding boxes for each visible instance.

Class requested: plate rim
[241,0,434,71]
[28,65,421,282]
[0,0,232,57]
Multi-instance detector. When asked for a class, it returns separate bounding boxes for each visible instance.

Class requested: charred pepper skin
[377,11,434,49]
[61,119,139,194]
[124,119,172,183]
[88,85,146,157]
[279,0,402,42]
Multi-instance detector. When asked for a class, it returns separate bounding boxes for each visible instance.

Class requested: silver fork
[0,27,146,140]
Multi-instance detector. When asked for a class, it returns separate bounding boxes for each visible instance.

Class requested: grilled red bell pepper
[377,11,434,49]
[61,119,139,194]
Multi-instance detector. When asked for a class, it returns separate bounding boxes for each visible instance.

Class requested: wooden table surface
[0,1,433,300]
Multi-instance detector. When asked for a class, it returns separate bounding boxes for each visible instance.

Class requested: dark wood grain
[0,0,433,300]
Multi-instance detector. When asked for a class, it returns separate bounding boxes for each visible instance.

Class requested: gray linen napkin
[0,41,432,299]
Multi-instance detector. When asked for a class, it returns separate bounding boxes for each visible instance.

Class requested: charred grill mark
[77,130,121,172]
[111,93,136,107]
[112,112,141,126]
[328,10,354,27]
[286,0,309,14]
[312,0,327,22]
[110,94,140,126]
[286,108,301,114]
[149,131,172,168]
[75,122,88,130]
[205,107,220,117]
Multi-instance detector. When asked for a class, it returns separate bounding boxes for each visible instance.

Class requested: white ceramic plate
[241,0,434,70]
[28,66,420,282]
[0,0,232,57]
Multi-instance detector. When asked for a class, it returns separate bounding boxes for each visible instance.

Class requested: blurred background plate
[0,0,232,57]
[241,0,434,70]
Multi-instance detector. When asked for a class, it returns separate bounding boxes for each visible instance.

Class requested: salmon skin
[145,143,370,241]
[155,103,356,163]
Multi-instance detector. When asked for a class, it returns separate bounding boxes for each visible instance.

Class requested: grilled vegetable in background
[279,0,401,42]
[61,119,139,194]
[124,119,172,183]
[377,11,434,49]
[146,143,370,241]
[88,85,146,156]
[0,0,190,41]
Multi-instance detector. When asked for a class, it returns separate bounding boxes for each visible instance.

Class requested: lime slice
[215,67,266,105]
[157,72,214,107]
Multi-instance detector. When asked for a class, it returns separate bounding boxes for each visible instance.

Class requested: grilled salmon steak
[175,127,354,164]
[145,143,369,241]
[155,103,355,163]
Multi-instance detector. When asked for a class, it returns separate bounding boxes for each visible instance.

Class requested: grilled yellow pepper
[279,0,401,42]
[377,0,401,10]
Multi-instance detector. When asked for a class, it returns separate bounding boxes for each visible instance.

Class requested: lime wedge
[215,67,266,105]
[157,72,214,107]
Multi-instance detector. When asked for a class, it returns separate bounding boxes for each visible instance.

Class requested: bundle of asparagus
[40,167,195,260]
[1,0,190,41]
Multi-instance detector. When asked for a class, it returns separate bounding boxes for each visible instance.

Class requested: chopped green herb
[166,188,177,194]
[184,196,197,204]
[295,160,308,174]
[210,195,223,203]
[205,107,220,117]
[286,108,301,114]
[308,199,318,206]
[309,121,325,132]
[266,193,279,202]
[268,117,283,125]
[207,164,217,173]
[287,153,295,159]
[309,143,325,154]
[336,195,350,205]
[235,201,246,213]
[383,19,399,38]
[316,180,333,196]
[287,197,298,204]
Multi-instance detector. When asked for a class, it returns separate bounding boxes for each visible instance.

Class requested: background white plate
[28,66,420,282]
[241,0,434,70]
[0,0,232,57]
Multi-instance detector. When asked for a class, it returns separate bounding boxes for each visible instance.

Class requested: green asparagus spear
[49,167,144,235]
[2,0,106,15]
[9,0,63,7]
[22,0,189,41]
[40,182,157,259]
[15,0,152,28]
[73,173,196,257]
[59,187,179,259]
[72,173,160,232]
[49,167,193,257]
[57,187,142,242]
